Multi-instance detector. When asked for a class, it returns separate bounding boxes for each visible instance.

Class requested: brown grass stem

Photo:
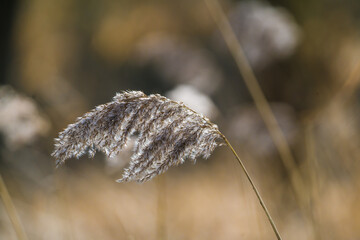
[169,92,282,239]
[156,175,167,240]
[204,0,309,213]
[304,121,322,240]
[0,174,28,240]
[220,134,282,240]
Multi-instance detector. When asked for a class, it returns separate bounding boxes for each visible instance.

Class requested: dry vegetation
[1,0,360,239]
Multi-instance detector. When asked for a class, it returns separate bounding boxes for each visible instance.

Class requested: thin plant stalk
[304,121,322,240]
[175,96,283,239]
[202,5,324,239]
[0,174,28,240]
[204,0,306,203]
[220,134,282,240]
[156,175,166,240]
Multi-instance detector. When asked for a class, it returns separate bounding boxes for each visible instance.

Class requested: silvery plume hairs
[52,91,223,182]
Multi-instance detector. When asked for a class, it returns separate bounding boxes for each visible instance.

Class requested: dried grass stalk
[52,91,222,182]
[52,90,282,239]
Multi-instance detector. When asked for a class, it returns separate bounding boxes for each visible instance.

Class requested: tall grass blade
[0,174,28,240]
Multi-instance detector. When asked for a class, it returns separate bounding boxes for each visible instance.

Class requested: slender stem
[204,0,307,204]
[181,87,282,239]
[304,121,322,240]
[175,84,282,239]
[156,175,166,240]
[0,174,28,240]
[221,135,282,240]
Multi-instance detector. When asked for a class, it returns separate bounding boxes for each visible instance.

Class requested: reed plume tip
[52,91,222,182]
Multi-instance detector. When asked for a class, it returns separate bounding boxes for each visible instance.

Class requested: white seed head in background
[0,85,50,149]
[214,0,301,70]
[166,84,219,120]
[52,91,223,182]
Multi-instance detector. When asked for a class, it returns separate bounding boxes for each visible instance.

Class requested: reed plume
[52,91,222,182]
[52,90,282,239]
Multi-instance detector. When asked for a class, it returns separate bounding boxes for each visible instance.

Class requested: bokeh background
[1,0,360,239]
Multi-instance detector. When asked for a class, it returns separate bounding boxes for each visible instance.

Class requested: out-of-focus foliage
[1,0,360,239]
[0,86,50,149]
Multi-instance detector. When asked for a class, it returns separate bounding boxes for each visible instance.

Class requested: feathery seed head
[52,91,223,182]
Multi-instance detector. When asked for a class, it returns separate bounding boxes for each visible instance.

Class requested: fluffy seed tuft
[52,91,222,182]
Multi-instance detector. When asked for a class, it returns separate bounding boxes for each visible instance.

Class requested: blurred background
[1,0,360,239]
